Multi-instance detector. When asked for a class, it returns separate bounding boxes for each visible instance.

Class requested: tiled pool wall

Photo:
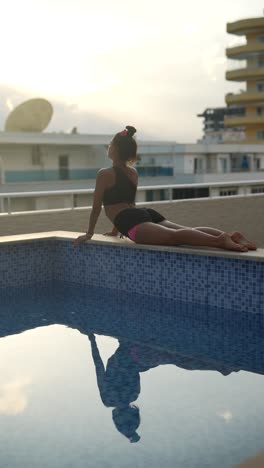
[0,239,263,313]
[0,240,54,286]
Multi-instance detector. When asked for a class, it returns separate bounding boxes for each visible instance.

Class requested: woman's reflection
[88,333,141,443]
[88,333,238,443]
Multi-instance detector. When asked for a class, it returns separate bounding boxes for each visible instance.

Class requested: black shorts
[114,207,166,237]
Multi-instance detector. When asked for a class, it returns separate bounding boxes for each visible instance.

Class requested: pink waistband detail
[127,224,139,241]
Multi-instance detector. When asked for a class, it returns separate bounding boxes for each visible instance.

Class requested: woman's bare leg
[135,222,248,252]
[160,221,257,250]
[160,220,224,236]
[159,220,188,230]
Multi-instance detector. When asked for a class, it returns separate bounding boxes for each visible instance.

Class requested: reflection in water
[88,332,240,442]
[1,280,264,443]
[89,334,141,443]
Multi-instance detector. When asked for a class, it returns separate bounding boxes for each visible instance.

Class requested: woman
[74,126,256,251]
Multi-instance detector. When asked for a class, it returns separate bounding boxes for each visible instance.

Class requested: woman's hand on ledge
[104,226,119,237]
[104,231,118,237]
[73,233,93,246]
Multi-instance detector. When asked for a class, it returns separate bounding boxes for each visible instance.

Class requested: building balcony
[226,43,264,60]
[227,17,264,36]
[225,91,264,105]
[4,166,174,183]
[224,115,264,127]
[226,67,264,81]
[136,166,173,177]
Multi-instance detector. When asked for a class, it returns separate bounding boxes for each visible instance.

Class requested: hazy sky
[0,0,263,141]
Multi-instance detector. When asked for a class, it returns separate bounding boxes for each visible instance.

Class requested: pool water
[0,281,264,468]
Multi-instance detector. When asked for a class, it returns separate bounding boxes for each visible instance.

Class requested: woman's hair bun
[125,125,137,137]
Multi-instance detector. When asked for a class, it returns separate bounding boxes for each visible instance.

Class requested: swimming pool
[1,233,264,466]
[1,279,264,468]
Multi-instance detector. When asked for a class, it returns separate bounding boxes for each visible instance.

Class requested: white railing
[0,179,264,215]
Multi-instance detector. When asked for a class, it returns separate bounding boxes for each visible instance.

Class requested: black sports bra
[103,167,137,206]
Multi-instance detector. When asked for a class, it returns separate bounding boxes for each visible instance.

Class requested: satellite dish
[5,98,53,132]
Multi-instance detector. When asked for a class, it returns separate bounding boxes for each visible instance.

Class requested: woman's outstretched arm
[74,170,106,245]
[88,333,107,401]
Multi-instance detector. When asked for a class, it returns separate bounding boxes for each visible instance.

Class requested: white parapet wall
[0,194,263,247]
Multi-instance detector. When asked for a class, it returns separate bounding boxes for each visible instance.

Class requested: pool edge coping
[0,231,264,262]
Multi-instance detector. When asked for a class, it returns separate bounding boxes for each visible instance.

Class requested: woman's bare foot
[230,231,257,250]
[217,233,248,252]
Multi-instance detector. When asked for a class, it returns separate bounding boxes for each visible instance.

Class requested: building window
[251,186,264,193]
[32,146,41,165]
[256,130,264,140]
[258,57,264,67]
[257,107,264,116]
[257,36,264,43]
[219,158,227,173]
[194,158,204,174]
[219,189,238,196]
[241,154,250,170]
[59,155,69,180]
[256,82,264,92]
[254,158,261,170]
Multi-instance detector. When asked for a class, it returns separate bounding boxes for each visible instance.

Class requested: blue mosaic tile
[0,241,54,288]
[259,262,264,314]
[207,257,260,313]
[161,253,208,304]
[0,239,263,314]
[53,241,86,284]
